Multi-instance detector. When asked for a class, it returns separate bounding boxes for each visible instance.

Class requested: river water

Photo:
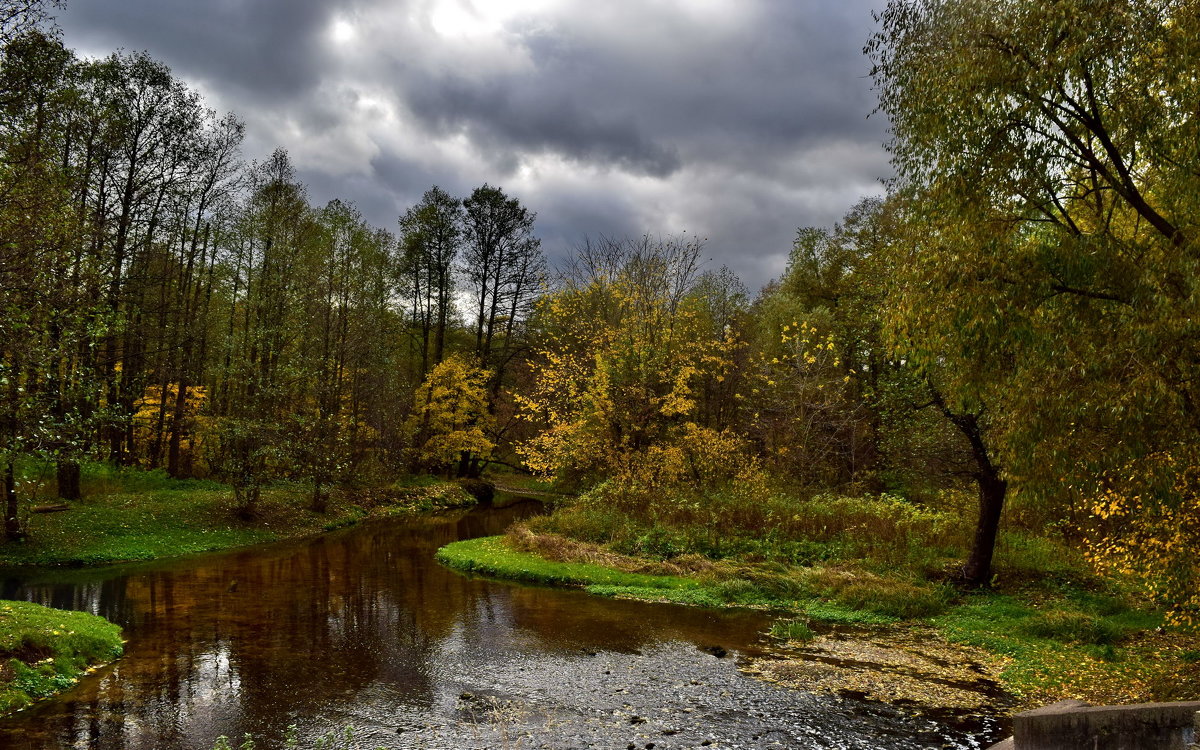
[0,502,1007,749]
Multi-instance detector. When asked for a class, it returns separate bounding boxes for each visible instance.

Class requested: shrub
[769,618,815,642]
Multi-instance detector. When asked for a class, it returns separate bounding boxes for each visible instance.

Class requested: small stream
[0,502,1008,749]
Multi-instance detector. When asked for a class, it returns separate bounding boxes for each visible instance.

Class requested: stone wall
[989,699,1200,750]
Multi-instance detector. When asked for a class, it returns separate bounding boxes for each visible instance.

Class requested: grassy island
[0,600,123,715]
[437,498,1199,711]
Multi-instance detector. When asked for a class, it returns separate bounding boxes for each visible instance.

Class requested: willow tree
[868,0,1200,589]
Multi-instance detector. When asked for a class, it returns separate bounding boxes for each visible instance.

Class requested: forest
[2,0,1200,727]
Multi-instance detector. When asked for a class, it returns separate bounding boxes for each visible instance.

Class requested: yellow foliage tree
[407,355,494,475]
[132,384,208,472]
[745,315,872,486]
[516,235,746,493]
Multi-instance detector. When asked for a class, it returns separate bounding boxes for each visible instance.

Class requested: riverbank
[0,468,477,568]
[436,535,892,625]
[437,532,1200,713]
[0,497,1006,748]
[0,601,123,715]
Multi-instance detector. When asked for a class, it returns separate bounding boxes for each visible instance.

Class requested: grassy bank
[934,593,1192,707]
[0,466,477,568]
[435,483,1200,709]
[0,600,123,715]
[438,536,902,626]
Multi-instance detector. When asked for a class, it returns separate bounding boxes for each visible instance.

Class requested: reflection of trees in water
[0,503,767,749]
[0,507,541,748]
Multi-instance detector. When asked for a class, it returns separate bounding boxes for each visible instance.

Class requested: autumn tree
[406,355,494,476]
[78,51,212,466]
[0,13,467,534]
[868,0,1200,587]
[518,235,743,493]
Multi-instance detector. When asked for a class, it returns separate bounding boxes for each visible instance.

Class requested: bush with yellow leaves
[1087,447,1200,628]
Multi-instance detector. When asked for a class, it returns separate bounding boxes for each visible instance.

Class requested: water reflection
[0,502,1003,749]
[0,504,771,749]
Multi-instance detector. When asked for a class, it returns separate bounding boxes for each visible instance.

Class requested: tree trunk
[930,387,1007,588]
[4,461,23,542]
[166,380,190,478]
[235,483,260,520]
[56,460,81,501]
[963,470,1007,587]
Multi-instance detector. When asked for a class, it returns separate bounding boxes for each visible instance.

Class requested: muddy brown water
[0,502,1008,749]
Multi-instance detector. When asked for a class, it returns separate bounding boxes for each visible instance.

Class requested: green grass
[0,467,476,568]
[1,487,281,566]
[770,618,815,642]
[436,536,694,590]
[436,536,900,624]
[933,591,1171,704]
[0,600,123,715]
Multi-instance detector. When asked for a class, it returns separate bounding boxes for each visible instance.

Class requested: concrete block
[1011,699,1200,750]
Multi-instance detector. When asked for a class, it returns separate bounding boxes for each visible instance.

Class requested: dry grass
[506,524,714,576]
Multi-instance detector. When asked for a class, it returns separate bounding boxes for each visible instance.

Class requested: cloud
[55,0,890,290]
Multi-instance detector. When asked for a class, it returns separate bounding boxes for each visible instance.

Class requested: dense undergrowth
[442,479,1199,708]
[0,462,477,567]
[0,600,123,715]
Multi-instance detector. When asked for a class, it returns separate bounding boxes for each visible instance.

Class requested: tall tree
[210,149,314,517]
[867,0,1200,587]
[0,27,82,537]
[461,184,544,388]
[398,186,462,379]
[293,199,397,510]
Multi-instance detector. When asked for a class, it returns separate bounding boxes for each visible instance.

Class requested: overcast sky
[55,0,890,292]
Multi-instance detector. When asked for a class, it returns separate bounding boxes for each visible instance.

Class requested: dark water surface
[0,502,1006,749]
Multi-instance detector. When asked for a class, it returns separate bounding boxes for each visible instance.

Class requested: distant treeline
[0,16,545,519]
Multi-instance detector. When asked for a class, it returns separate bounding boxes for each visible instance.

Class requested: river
[0,501,1007,749]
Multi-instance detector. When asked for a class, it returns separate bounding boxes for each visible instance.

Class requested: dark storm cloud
[395,1,886,178]
[55,0,890,290]
[405,73,683,178]
[57,0,335,101]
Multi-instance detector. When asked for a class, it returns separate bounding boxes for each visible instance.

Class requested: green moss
[0,600,123,715]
